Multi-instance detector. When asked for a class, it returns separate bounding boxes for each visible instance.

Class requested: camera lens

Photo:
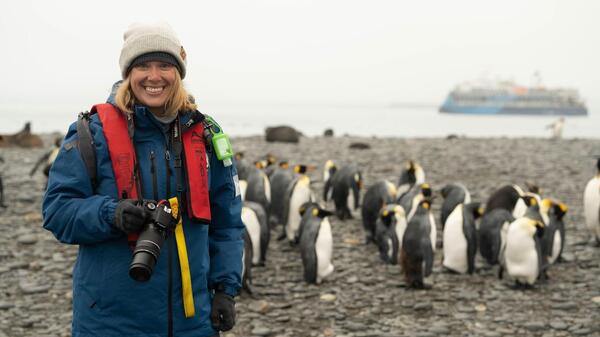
[128,224,165,282]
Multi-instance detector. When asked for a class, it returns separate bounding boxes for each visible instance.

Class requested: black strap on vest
[76,112,97,188]
[124,114,144,201]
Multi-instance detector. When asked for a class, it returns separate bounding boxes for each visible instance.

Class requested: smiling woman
[41,21,243,337]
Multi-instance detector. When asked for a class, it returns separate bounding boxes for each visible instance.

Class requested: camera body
[129,201,177,282]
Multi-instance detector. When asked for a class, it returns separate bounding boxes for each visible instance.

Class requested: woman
[43,22,244,337]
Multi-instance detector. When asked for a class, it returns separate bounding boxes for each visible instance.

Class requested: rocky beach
[1,134,600,337]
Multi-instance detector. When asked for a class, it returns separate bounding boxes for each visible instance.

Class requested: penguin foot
[508,281,524,290]
[409,280,431,290]
[441,266,460,275]
[510,280,535,290]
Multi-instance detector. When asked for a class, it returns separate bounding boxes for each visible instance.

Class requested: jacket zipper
[150,150,158,201]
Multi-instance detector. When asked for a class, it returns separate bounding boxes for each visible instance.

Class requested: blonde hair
[115,70,196,117]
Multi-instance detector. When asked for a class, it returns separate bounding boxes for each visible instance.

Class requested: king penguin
[322,160,338,202]
[401,199,436,289]
[283,174,314,243]
[486,185,549,226]
[541,199,568,265]
[440,183,471,230]
[442,202,483,274]
[241,230,254,294]
[234,152,252,181]
[396,160,426,200]
[298,202,335,284]
[241,201,270,266]
[261,153,278,177]
[361,180,397,243]
[268,161,294,228]
[245,162,272,223]
[478,208,515,267]
[329,164,363,220]
[504,201,546,287]
[583,158,600,245]
[398,183,433,221]
[485,184,529,218]
[375,204,407,264]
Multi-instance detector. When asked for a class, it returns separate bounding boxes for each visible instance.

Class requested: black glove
[114,199,150,234]
[210,291,236,332]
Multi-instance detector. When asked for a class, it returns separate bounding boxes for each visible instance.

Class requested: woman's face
[129,61,177,116]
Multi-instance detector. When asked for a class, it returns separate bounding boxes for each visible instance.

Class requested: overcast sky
[1,0,598,109]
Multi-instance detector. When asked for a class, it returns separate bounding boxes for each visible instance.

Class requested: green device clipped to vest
[204,116,233,167]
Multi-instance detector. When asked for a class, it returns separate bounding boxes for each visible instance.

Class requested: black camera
[128,201,177,282]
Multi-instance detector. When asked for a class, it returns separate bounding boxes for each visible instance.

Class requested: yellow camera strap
[168,197,195,318]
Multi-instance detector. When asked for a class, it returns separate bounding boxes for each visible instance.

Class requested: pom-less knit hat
[119,22,187,79]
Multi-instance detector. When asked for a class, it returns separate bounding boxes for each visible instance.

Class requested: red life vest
[91,103,211,244]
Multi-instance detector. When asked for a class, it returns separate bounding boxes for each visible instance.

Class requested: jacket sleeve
[208,153,245,297]
[42,119,121,245]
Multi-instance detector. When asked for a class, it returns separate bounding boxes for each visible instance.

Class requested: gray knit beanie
[119,22,187,79]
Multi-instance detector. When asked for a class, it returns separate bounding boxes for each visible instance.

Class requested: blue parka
[42,94,244,337]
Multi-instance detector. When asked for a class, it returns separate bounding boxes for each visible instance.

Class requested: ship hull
[439,96,588,116]
[440,105,588,116]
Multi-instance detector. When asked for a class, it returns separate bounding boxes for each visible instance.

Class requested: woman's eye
[134,63,149,69]
[159,63,173,69]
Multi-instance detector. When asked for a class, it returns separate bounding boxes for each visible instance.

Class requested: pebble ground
[1,135,599,337]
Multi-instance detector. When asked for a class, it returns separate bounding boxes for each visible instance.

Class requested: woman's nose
[147,66,161,80]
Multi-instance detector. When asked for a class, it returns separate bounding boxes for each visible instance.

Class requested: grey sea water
[1,102,597,138]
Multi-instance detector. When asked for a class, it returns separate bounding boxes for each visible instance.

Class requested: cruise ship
[439,80,588,116]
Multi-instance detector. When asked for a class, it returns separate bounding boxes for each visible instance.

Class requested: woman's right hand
[114,199,151,233]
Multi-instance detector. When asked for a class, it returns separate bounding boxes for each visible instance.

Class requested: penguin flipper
[463,212,478,275]
[423,242,434,277]
[323,178,332,201]
[0,175,4,207]
[300,220,320,284]
[353,184,360,210]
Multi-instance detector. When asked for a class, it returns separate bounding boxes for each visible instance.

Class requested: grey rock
[17,234,37,245]
[524,322,546,331]
[355,332,384,337]
[0,302,15,310]
[19,283,51,295]
[251,326,272,336]
[551,302,578,311]
[414,302,433,311]
[344,322,368,332]
[428,326,450,334]
[549,321,568,330]
[572,328,592,336]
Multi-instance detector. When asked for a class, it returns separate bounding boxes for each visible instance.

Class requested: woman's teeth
[145,87,163,93]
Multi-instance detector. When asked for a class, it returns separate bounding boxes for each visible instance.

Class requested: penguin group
[235,152,336,289]
[354,157,572,289]
[234,149,595,294]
